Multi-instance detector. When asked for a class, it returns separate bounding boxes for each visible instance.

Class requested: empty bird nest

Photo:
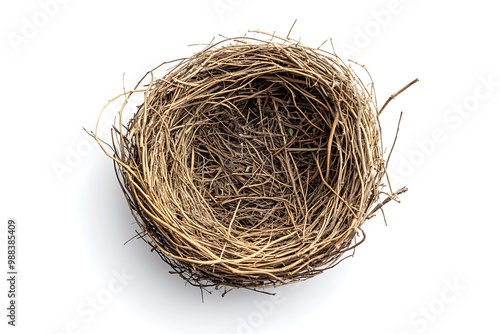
[91,29,415,293]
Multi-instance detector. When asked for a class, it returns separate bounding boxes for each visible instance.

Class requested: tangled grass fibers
[92,30,416,292]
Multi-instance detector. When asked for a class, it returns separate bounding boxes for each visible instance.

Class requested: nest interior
[93,32,409,291]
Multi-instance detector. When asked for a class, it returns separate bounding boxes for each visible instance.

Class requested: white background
[1,0,499,333]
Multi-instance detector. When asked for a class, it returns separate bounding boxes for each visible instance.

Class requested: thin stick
[378,78,419,116]
[287,19,297,39]
[325,112,339,182]
[367,187,408,218]
[384,111,403,195]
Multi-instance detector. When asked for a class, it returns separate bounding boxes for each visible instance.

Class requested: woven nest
[93,31,412,292]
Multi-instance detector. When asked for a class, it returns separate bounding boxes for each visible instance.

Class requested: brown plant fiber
[92,31,414,291]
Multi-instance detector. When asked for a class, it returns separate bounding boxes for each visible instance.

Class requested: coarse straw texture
[92,31,412,292]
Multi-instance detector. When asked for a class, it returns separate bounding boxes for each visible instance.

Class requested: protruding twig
[378,78,419,116]
[367,186,408,218]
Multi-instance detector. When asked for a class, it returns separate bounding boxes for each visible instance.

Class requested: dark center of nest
[191,81,333,232]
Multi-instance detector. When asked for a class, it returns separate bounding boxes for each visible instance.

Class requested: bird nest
[92,30,414,292]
